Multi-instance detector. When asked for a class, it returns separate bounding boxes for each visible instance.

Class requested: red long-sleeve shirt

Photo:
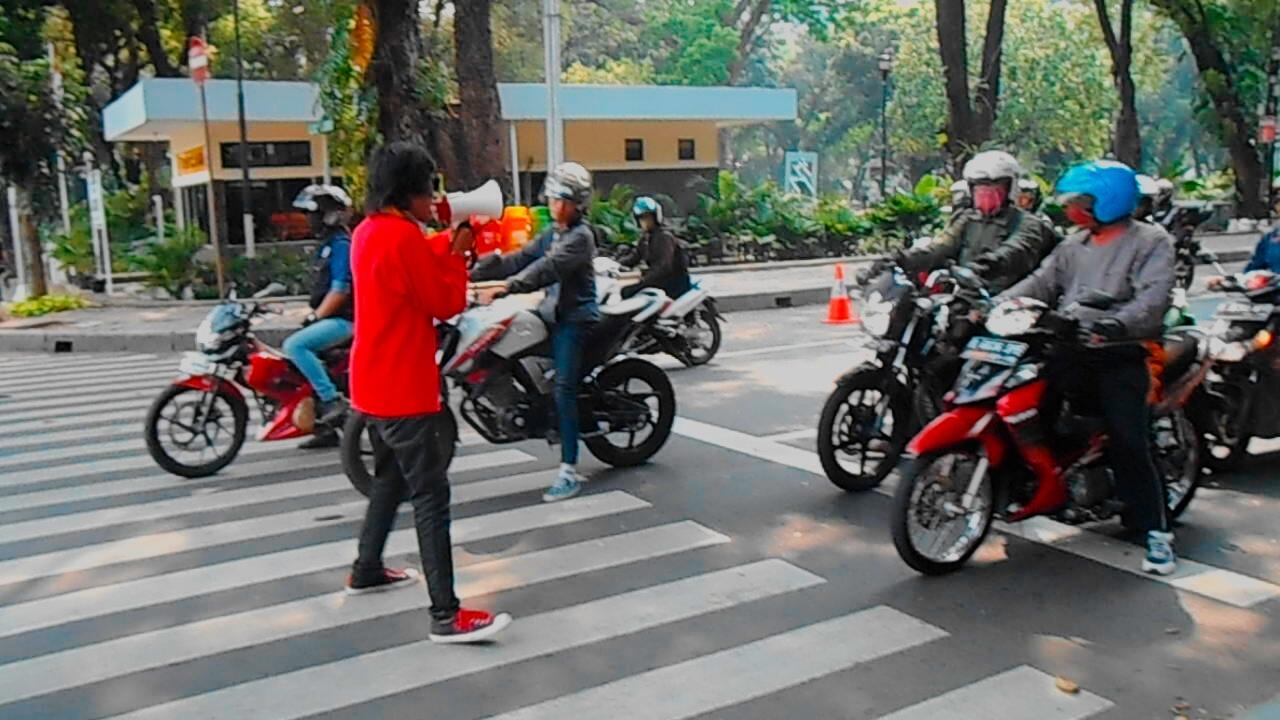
[350,212,468,418]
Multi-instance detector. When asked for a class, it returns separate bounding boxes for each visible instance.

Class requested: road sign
[86,169,106,232]
[188,37,210,85]
[1261,116,1277,144]
[784,151,819,197]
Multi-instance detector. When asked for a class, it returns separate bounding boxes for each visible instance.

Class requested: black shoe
[316,396,350,429]
[298,428,340,450]
[344,567,419,596]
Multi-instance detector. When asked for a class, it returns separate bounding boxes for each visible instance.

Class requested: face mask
[1064,204,1097,229]
[972,185,1008,216]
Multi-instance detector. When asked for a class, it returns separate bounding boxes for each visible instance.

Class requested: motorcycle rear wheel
[584,358,676,467]
[1153,409,1201,519]
[890,448,994,575]
[144,384,248,478]
[683,304,722,366]
[341,408,458,499]
[817,368,911,491]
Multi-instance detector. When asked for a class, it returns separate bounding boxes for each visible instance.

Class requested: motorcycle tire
[890,448,994,576]
[1154,409,1201,520]
[684,304,722,366]
[341,409,459,499]
[817,368,912,491]
[1175,260,1195,291]
[144,383,248,478]
[584,358,676,467]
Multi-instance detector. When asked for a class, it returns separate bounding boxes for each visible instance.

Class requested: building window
[678,138,696,160]
[625,138,644,162]
[219,141,312,169]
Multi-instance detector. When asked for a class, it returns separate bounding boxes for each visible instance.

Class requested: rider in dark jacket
[896,151,1059,293]
[471,162,599,503]
[618,196,691,300]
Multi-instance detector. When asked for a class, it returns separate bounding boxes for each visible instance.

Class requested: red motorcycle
[144,284,348,477]
[889,294,1206,575]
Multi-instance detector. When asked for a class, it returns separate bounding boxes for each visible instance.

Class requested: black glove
[968,255,995,277]
[1078,317,1127,345]
[301,312,318,327]
[856,258,892,285]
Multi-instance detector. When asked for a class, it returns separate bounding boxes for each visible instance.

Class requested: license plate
[960,336,1027,367]
[1214,302,1273,321]
[178,352,216,377]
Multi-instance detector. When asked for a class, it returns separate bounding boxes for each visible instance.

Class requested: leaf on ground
[1054,676,1080,694]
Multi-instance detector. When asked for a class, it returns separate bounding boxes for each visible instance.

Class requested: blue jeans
[552,321,590,465]
[282,317,353,402]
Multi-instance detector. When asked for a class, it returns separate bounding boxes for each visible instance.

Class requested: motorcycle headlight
[861,293,894,337]
[985,298,1047,337]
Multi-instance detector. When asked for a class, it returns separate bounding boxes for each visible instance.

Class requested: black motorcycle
[816,263,986,491]
[1192,268,1280,470]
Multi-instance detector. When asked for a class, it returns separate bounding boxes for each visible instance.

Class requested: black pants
[1047,349,1168,533]
[353,412,459,623]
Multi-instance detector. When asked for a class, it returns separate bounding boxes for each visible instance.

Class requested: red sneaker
[429,608,512,644]
[344,567,419,596]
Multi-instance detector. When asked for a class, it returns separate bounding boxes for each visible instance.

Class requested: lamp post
[232,0,255,257]
[878,50,894,200]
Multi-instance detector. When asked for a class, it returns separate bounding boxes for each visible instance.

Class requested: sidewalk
[0,231,1260,353]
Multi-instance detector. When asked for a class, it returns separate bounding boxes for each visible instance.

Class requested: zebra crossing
[0,352,1124,719]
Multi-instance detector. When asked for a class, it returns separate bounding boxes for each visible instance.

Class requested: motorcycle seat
[1160,331,1201,383]
[601,294,661,318]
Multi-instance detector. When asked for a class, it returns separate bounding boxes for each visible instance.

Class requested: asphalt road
[0,293,1278,719]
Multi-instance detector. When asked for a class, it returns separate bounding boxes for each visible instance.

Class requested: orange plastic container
[500,206,533,252]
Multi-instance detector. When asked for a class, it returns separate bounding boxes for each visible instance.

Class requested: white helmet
[293,184,353,212]
[543,162,593,206]
[1136,174,1160,197]
[962,150,1023,185]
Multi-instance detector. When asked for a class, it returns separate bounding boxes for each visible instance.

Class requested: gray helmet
[543,162,593,206]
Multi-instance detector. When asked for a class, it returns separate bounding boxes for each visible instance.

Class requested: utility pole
[542,0,564,170]
[233,0,255,257]
[878,50,894,200]
[1264,16,1280,217]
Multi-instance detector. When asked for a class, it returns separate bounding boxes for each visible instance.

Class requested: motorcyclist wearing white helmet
[894,150,1059,293]
[472,162,599,502]
[283,184,355,449]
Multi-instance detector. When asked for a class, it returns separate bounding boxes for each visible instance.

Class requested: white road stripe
[105,559,823,720]
[0,362,175,391]
[485,606,946,720]
[0,454,339,516]
[0,439,283,489]
[0,438,144,469]
[0,354,161,377]
[874,665,1113,720]
[716,339,856,360]
[0,450,534,545]
[762,427,818,443]
[675,417,1280,609]
[0,388,154,414]
[0,397,153,426]
[0,407,164,439]
[0,424,140,453]
[0,377,166,403]
[0,491,650,639]
[0,468,557,585]
[0,522,729,704]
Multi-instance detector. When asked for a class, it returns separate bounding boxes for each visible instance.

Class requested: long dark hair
[364,141,437,215]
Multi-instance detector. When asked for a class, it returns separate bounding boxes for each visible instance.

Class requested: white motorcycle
[595,257,723,366]
[341,286,677,496]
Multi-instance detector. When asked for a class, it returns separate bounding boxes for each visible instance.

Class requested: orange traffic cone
[822,263,859,325]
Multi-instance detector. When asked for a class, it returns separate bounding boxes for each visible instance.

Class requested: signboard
[188,37,210,85]
[784,151,819,197]
[1261,116,1277,144]
[177,145,206,175]
[87,169,107,232]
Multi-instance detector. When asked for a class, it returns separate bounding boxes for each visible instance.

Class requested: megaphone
[436,180,504,228]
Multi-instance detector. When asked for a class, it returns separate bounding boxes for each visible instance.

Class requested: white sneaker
[1142,530,1177,576]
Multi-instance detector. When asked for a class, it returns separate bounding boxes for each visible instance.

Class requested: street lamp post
[878,50,893,200]
[232,0,255,257]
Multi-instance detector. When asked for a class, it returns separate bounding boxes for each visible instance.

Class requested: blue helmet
[632,195,663,223]
[1054,160,1139,224]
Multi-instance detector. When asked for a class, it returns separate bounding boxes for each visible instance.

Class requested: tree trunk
[1094,0,1142,168]
[727,0,771,85]
[1151,0,1266,217]
[972,0,1008,140]
[132,0,178,76]
[934,0,1008,172]
[13,186,48,298]
[452,0,506,191]
[370,0,436,151]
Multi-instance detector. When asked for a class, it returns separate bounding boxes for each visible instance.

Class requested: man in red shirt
[345,142,511,644]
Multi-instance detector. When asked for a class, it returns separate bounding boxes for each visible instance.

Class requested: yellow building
[103,79,796,245]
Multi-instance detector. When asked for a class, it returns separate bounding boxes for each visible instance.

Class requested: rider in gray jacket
[999,160,1177,577]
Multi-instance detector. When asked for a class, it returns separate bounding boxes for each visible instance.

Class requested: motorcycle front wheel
[144,383,248,478]
[584,358,676,466]
[890,448,994,575]
[817,367,912,491]
[341,409,458,498]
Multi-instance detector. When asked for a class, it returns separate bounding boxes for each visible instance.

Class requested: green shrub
[129,227,208,298]
[7,293,91,317]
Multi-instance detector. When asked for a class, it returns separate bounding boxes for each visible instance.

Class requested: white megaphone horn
[436,180,504,227]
